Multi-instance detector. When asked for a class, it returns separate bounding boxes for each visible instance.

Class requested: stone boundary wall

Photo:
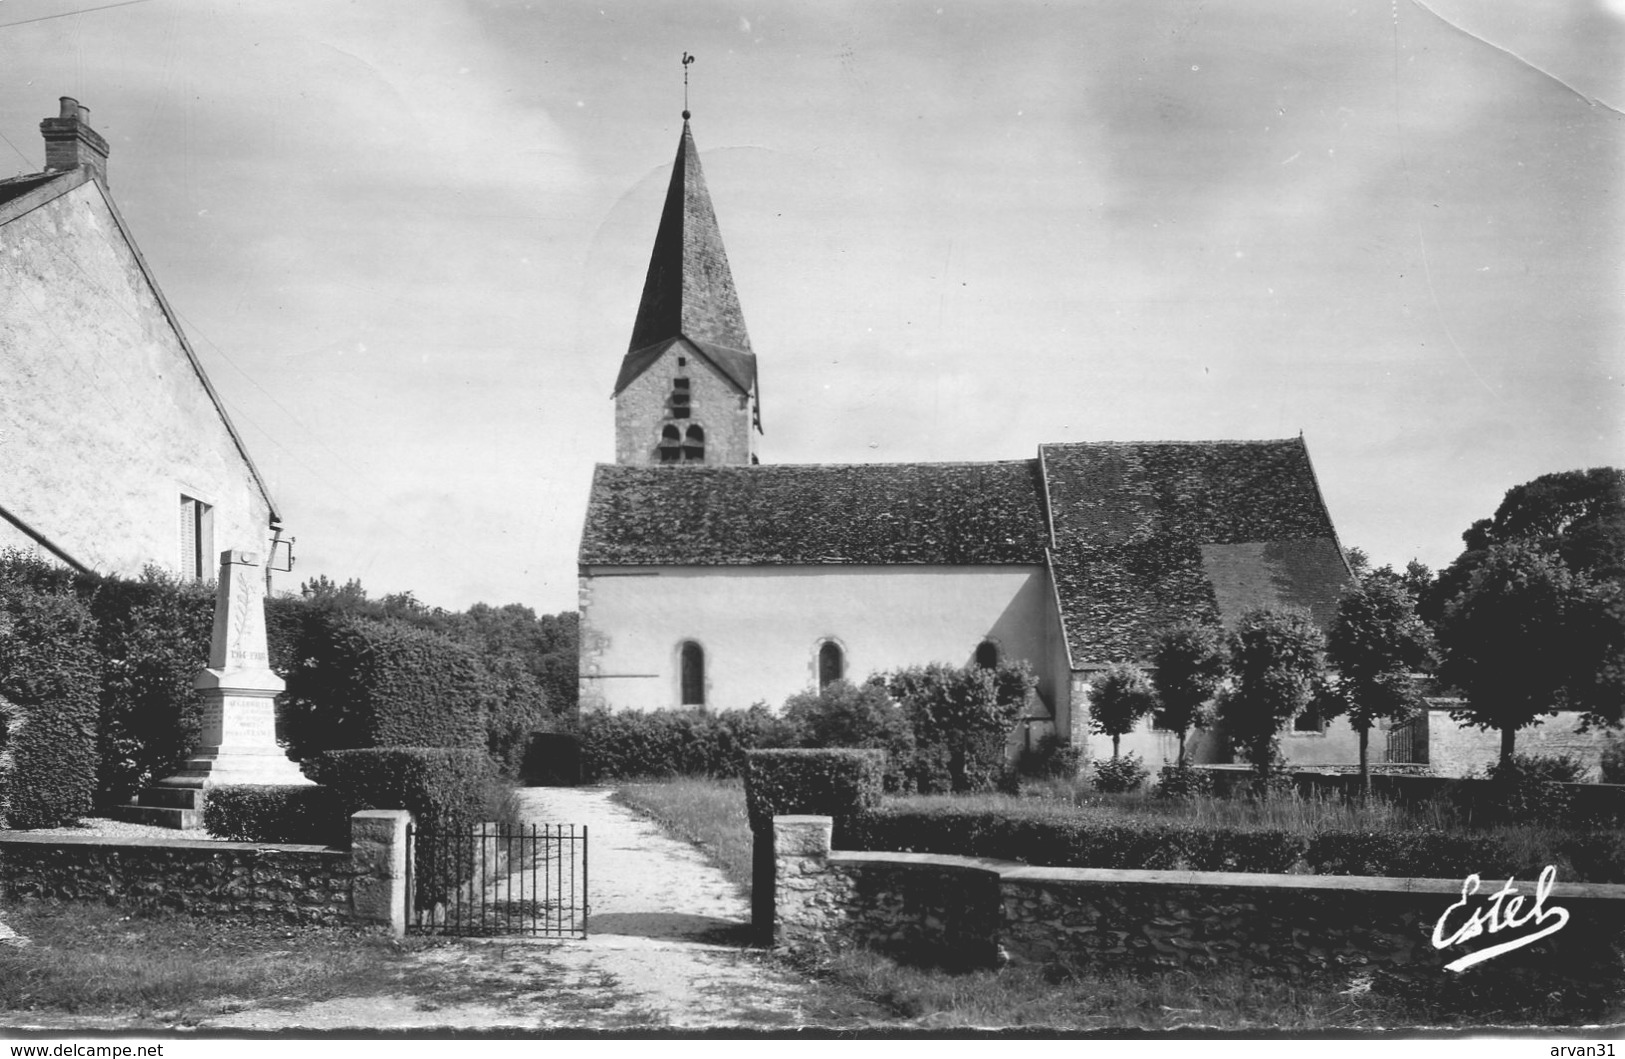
[772,815,1625,992]
[0,810,409,933]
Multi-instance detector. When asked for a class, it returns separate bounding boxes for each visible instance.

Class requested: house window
[818,641,844,691]
[974,641,999,669]
[670,377,691,419]
[179,495,213,581]
[680,641,705,706]
[1152,709,1175,732]
[1293,706,1325,733]
[682,424,705,463]
[658,424,682,464]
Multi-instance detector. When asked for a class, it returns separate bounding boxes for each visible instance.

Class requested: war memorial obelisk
[118,549,310,828]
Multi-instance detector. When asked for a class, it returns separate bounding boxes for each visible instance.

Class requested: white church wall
[579,563,1059,715]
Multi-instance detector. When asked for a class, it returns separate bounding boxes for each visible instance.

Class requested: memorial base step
[110,801,203,830]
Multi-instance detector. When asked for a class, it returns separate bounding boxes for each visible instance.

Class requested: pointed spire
[619,119,756,395]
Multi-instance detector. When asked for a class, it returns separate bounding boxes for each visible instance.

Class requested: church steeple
[613,114,761,467]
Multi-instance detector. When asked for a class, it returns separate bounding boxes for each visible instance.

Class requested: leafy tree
[1216,607,1327,778]
[1429,467,1625,625]
[1439,542,1623,767]
[886,661,1033,793]
[1087,663,1157,761]
[1325,577,1435,796]
[1150,622,1228,764]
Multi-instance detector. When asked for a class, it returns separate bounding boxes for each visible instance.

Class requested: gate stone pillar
[350,809,411,936]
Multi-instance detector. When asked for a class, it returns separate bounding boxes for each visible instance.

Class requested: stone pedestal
[116,550,309,829]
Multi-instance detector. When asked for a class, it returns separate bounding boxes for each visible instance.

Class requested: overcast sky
[1,0,1619,614]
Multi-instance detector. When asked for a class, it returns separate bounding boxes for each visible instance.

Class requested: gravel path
[200,787,860,1032]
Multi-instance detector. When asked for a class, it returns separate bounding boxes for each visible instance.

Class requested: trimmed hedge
[302,747,504,833]
[578,705,788,781]
[0,564,101,828]
[743,748,885,832]
[841,804,1625,883]
[277,615,485,759]
[202,783,348,845]
[304,747,514,909]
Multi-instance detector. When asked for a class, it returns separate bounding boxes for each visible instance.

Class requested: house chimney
[40,97,109,187]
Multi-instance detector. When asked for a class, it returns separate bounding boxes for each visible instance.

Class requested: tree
[1429,468,1625,626]
[1325,577,1435,796]
[1217,607,1327,778]
[1438,541,1623,767]
[1088,663,1158,761]
[1150,622,1229,764]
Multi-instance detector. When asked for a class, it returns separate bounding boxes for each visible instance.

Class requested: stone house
[0,98,282,580]
[577,115,1362,765]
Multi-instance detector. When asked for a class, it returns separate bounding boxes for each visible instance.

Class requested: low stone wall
[772,815,1625,994]
[0,810,409,933]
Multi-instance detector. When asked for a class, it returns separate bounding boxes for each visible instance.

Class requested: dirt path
[200,787,870,1032]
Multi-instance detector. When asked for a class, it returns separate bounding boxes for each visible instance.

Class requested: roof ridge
[1040,437,1302,448]
[599,457,1039,471]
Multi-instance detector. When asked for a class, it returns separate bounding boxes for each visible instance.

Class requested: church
[577,114,1356,763]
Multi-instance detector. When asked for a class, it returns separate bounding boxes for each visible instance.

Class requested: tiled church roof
[1041,439,1351,663]
[579,438,1353,667]
[580,460,1049,565]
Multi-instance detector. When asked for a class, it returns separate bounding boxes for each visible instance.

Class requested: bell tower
[612,112,761,467]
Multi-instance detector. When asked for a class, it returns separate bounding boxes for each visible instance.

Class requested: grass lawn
[0,903,600,1026]
[613,775,1625,1031]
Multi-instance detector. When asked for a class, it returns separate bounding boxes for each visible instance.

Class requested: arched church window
[818,640,844,691]
[670,377,691,419]
[680,641,705,706]
[682,424,705,463]
[975,640,1000,669]
[658,424,681,464]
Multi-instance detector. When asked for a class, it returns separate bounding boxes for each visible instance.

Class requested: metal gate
[405,823,587,938]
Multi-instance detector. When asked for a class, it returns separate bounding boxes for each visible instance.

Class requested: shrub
[782,679,915,791]
[742,748,885,832]
[277,615,485,760]
[0,559,101,828]
[886,662,1033,793]
[844,805,1309,874]
[302,747,510,833]
[1091,752,1149,793]
[81,570,213,804]
[202,784,348,845]
[1602,736,1625,785]
[1558,831,1625,884]
[1306,830,1520,880]
[1477,756,1579,822]
[1018,734,1084,779]
[1153,761,1214,800]
[577,705,788,781]
[305,747,515,910]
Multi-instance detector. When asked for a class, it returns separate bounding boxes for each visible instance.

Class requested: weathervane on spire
[682,51,695,119]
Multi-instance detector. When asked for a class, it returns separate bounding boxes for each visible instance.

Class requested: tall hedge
[82,571,213,803]
[275,613,485,760]
[0,558,101,827]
